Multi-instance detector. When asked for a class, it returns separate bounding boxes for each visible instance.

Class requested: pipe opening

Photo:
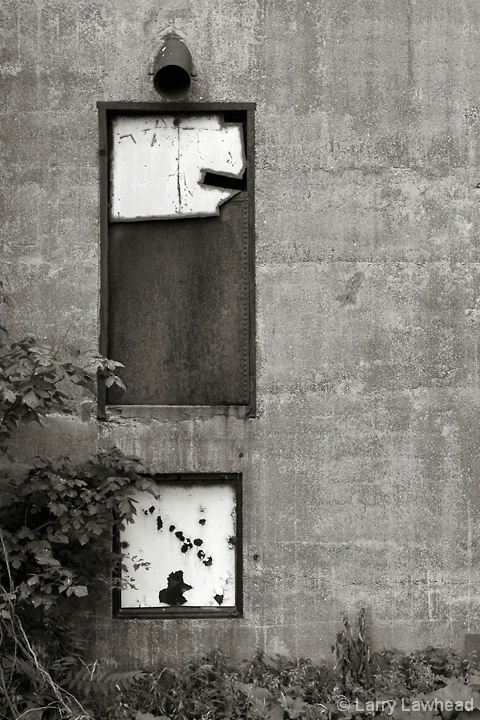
[154,65,191,99]
[153,37,192,99]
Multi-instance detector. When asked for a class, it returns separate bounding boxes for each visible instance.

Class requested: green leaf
[236,682,272,702]
[3,388,16,403]
[267,705,285,720]
[50,502,68,516]
[72,585,88,597]
[22,389,40,407]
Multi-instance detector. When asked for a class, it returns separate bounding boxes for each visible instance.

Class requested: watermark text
[335,696,475,716]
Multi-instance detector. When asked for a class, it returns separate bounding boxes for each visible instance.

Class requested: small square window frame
[112,473,243,619]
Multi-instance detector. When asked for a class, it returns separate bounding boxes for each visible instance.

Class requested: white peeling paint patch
[110,115,246,221]
[120,482,237,608]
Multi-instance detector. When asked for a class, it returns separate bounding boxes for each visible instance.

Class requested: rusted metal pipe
[153,36,192,99]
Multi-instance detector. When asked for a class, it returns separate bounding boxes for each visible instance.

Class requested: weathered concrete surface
[3,0,480,664]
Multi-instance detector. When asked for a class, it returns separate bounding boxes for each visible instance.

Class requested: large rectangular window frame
[97,102,256,420]
[112,473,243,619]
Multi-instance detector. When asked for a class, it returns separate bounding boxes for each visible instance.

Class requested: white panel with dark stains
[120,482,237,609]
[110,115,246,221]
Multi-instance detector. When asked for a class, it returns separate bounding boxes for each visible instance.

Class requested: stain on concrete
[336,271,365,306]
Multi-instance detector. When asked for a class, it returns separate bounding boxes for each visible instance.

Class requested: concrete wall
[3,0,480,666]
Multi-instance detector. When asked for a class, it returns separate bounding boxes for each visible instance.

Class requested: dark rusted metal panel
[98,105,255,413]
[107,198,249,405]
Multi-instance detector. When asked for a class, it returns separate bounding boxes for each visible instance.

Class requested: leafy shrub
[92,649,335,720]
[84,639,479,720]
[0,335,125,454]
[333,608,374,697]
[0,449,158,719]
[0,279,125,454]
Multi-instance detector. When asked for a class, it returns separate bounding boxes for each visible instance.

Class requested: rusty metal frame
[97,102,256,419]
[112,473,243,619]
